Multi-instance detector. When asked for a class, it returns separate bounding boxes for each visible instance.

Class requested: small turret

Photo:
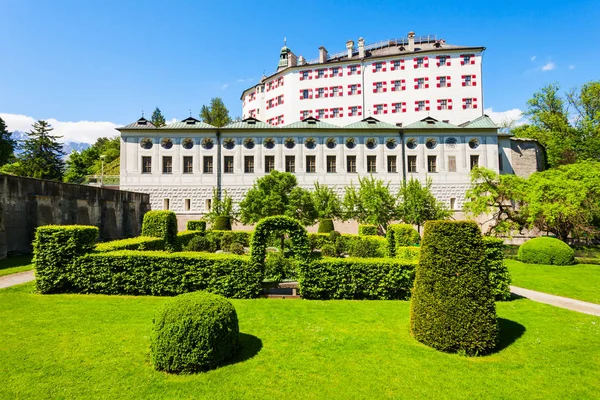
[277,38,297,71]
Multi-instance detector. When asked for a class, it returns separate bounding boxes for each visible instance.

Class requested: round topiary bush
[410,221,498,356]
[518,236,574,265]
[317,218,335,233]
[151,291,239,373]
[212,216,232,231]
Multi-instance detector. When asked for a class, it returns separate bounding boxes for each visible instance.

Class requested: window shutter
[358,106,362,116]
[339,107,344,117]
[391,80,396,92]
[309,90,313,99]
[424,57,429,67]
[357,84,362,95]
[373,82,377,93]
[426,100,430,111]
[401,79,405,90]
[401,60,405,70]
[415,101,419,112]
[462,98,467,109]
[357,68,361,75]
[425,77,429,89]
[436,56,440,67]
[437,100,442,111]
[414,58,418,68]
[471,57,476,65]
[300,73,304,81]
[383,83,387,92]
[392,103,397,113]
[382,62,387,72]
[390,61,395,71]
[446,58,451,67]
[448,99,453,110]
[447,76,452,87]
[472,75,477,86]
[414,78,418,90]
[436,76,441,88]
[347,84,351,96]
[473,98,478,109]
[384,104,388,114]
[339,85,343,96]
[462,75,466,87]
[329,68,333,78]
[372,63,377,73]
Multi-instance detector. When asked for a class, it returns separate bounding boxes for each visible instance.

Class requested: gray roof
[404,117,458,130]
[222,118,274,129]
[344,117,398,129]
[460,115,497,129]
[161,121,216,130]
[118,118,156,130]
[281,117,339,129]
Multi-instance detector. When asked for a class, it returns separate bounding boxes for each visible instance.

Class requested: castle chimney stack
[319,46,328,64]
[346,40,354,58]
[408,31,415,52]
[358,37,365,58]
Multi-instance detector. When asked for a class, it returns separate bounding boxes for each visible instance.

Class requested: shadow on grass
[223,333,263,367]
[493,317,526,353]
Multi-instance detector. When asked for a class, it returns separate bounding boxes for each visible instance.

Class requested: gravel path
[0,270,35,289]
[511,286,600,317]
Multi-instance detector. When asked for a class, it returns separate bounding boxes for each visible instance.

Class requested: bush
[151,291,239,373]
[220,231,250,252]
[227,242,245,255]
[576,257,600,265]
[250,216,310,268]
[386,224,420,257]
[320,243,338,257]
[483,237,511,301]
[264,252,298,282]
[142,211,179,252]
[317,218,335,233]
[298,258,415,300]
[410,221,498,356]
[518,236,575,265]
[358,224,378,236]
[33,225,99,293]
[74,251,262,298]
[177,230,202,249]
[184,235,218,253]
[344,235,387,258]
[308,233,330,251]
[395,246,421,261]
[212,216,232,231]
[95,236,164,252]
[186,220,207,232]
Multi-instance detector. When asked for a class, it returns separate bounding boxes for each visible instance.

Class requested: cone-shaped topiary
[317,218,335,233]
[151,291,239,373]
[212,216,232,231]
[410,220,498,355]
[518,236,574,265]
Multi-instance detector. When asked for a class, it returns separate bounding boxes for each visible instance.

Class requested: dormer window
[186,120,195,125]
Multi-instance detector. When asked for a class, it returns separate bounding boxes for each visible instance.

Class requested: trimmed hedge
[186,220,207,232]
[395,246,421,261]
[142,211,179,252]
[73,251,262,298]
[308,233,331,252]
[212,216,232,231]
[298,258,416,300]
[95,236,164,252]
[358,224,378,236]
[317,218,335,233]
[483,237,511,301]
[518,236,575,265]
[250,216,310,268]
[177,230,202,249]
[343,235,387,258]
[151,291,239,373]
[410,221,498,356]
[33,225,99,293]
[386,224,420,257]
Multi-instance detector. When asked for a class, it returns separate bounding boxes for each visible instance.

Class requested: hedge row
[298,257,416,300]
[483,237,511,301]
[186,220,207,232]
[358,224,378,236]
[386,224,420,257]
[307,233,387,257]
[95,236,165,252]
[142,211,179,251]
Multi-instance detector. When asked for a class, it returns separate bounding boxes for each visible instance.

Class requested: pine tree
[151,107,166,127]
[199,97,232,127]
[0,117,16,166]
[19,120,65,181]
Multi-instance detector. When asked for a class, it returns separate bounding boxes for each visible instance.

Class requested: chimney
[358,37,365,58]
[408,31,415,52]
[298,55,306,65]
[288,52,297,67]
[319,46,328,63]
[346,40,354,58]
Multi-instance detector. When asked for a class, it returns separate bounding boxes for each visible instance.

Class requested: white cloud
[167,118,177,124]
[569,65,576,70]
[220,83,230,90]
[531,56,536,61]
[0,113,119,144]
[485,108,526,127]
[541,62,556,71]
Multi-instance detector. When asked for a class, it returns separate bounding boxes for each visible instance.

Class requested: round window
[182,138,194,150]
[469,138,480,149]
[244,138,255,149]
[406,138,417,149]
[264,138,275,149]
[326,138,336,149]
[366,138,377,149]
[426,138,437,149]
[140,138,153,149]
[161,138,173,149]
[346,138,356,149]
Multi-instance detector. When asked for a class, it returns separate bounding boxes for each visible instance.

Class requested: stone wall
[510,138,545,178]
[0,174,150,258]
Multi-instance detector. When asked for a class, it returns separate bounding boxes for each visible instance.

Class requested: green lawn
[0,254,33,277]
[507,259,600,304]
[1,282,599,399]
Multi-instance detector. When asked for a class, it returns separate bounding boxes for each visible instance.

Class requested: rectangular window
[347,155,357,173]
[224,156,234,173]
[317,69,325,78]
[244,156,254,173]
[317,109,325,119]
[327,156,336,173]
[394,80,402,91]
[205,199,212,212]
[203,156,213,173]
[163,199,170,210]
[448,155,457,172]
[438,56,447,65]
[350,65,357,75]
[428,156,437,173]
[463,55,471,64]
[375,62,382,72]
[466,98,473,109]
[332,108,340,118]
[450,198,456,210]
[306,155,316,173]
[332,67,339,76]
[376,82,383,92]
[317,87,325,98]
[376,104,383,114]
[350,84,357,95]
[332,87,339,96]
[387,156,397,173]
[302,71,309,79]
[470,155,480,170]
[440,99,448,110]
[142,156,152,173]
[439,76,447,87]
[408,155,417,173]
[367,155,377,173]
[349,106,358,116]
[285,156,295,173]
[265,155,275,173]
[394,103,403,113]
[393,60,401,69]
[183,156,193,174]
[416,58,424,68]
[418,101,425,111]
[465,75,472,86]
[302,110,310,119]
[417,78,424,89]
[185,199,191,211]
[162,156,172,174]
[302,89,309,99]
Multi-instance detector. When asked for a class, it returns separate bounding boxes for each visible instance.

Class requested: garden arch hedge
[250,216,310,268]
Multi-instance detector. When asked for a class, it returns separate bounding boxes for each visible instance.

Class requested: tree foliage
[205,188,237,224]
[64,137,120,183]
[343,175,397,231]
[150,107,166,127]
[0,117,16,167]
[17,120,65,180]
[397,177,451,232]
[200,97,232,127]
[311,182,342,220]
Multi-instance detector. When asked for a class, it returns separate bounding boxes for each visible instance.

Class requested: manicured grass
[0,254,33,277]
[507,259,600,304]
[1,282,599,399]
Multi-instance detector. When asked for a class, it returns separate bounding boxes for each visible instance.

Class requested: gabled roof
[459,115,497,129]
[344,117,398,129]
[118,117,156,130]
[222,117,274,129]
[281,117,339,129]
[404,116,458,129]
[161,117,216,129]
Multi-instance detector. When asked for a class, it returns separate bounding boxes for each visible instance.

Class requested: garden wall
[0,174,151,258]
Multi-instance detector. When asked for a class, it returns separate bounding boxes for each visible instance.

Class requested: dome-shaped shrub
[151,291,239,373]
[518,237,574,266]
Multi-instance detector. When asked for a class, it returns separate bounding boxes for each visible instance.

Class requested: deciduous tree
[397,177,451,233]
[343,175,397,232]
[200,98,232,127]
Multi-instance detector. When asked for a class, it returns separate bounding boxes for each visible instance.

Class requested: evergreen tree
[151,107,166,127]
[199,97,232,127]
[19,120,65,180]
[0,117,16,166]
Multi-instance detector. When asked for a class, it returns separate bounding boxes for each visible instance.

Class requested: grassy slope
[0,254,33,277]
[507,259,600,304]
[1,282,599,399]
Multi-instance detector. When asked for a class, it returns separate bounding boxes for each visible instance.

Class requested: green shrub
[576,257,600,265]
[33,225,99,293]
[220,231,250,252]
[395,246,421,261]
[358,224,378,236]
[227,242,245,255]
[186,220,207,232]
[518,236,575,266]
[317,218,335,233]
[177,230,202,249]
[264,252,298,282]
[298,258,415,300]
[212,216,232,231]
[151,291,239,373]
[344,235,387,258]
[483,237,511,301]
[321,243,338,257]
[74,251,262,298]
[184,235,218,253]
[142,211,179,252]
[410,221,498,356]
[386,224,420,257]
[308,233,330,251]
[250,216,310,269]
[95,236,164,252]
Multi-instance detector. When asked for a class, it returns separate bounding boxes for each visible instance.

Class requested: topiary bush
[142,210,179,252]
[317,218,335,233]
[212,216,232,231]
[151,291,239,373]
[483,237,512,301]
[358,224,378,236]
[34,225,99,294]
[220,231,249,253]
[386,224,420,257]
[184,235,218,253]
[187,220,207,232]
[347,237,381,258]
[177,230,202,249]
[410,221,498,356]
[395,246,421,261]
[95,236,164,252]
[518,236,575,266]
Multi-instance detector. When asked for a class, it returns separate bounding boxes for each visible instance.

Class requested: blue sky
[1,0,598,143]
